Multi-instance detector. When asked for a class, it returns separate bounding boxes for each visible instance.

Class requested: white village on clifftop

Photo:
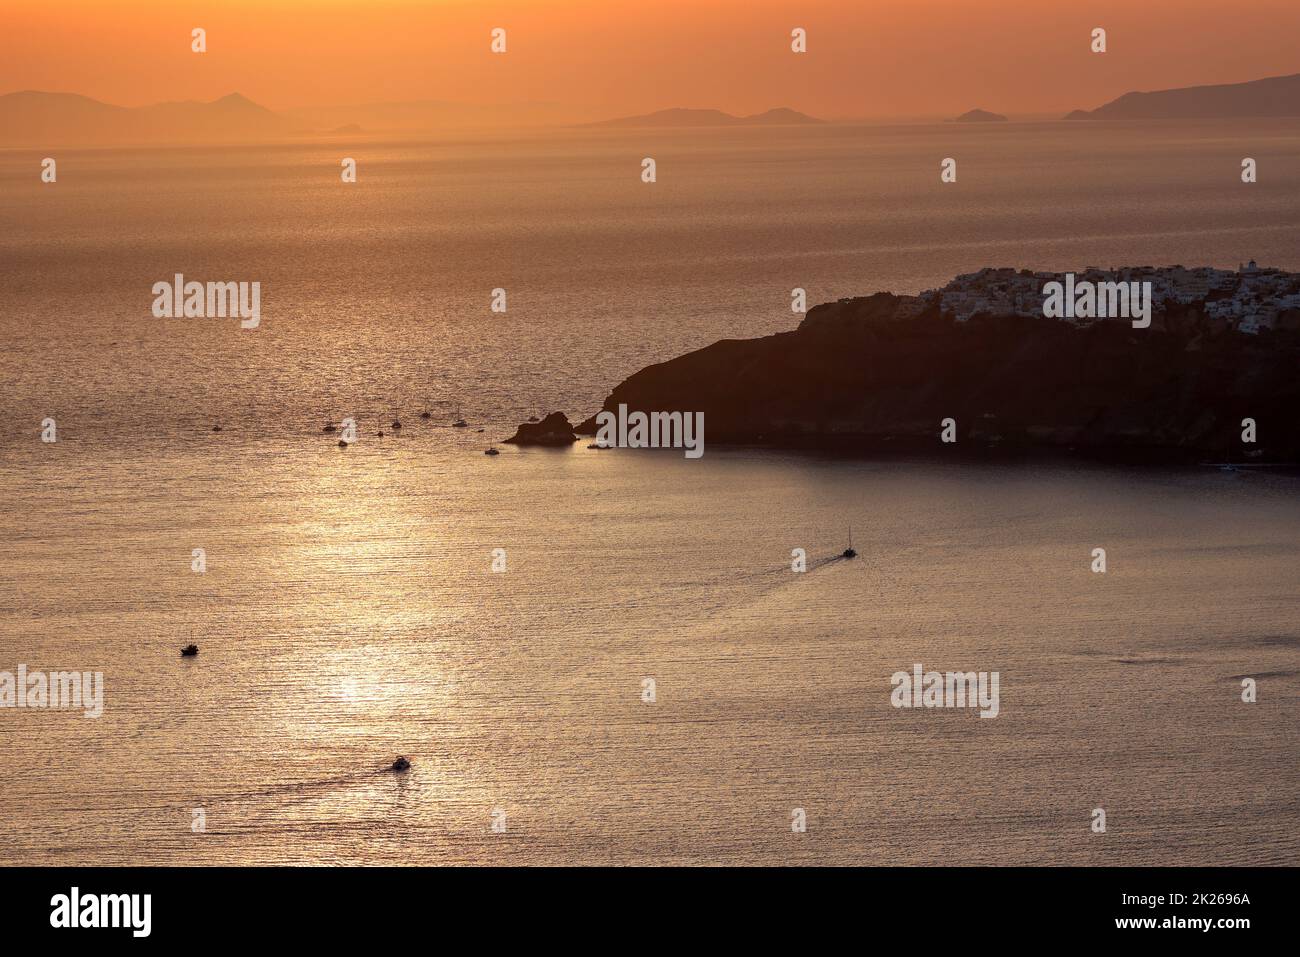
[904,262,1300,333]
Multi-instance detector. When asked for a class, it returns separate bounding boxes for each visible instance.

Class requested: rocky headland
[550,273,1300,462]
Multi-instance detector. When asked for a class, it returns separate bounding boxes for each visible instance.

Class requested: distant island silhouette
[10,68,1299,146]
[952,109,1007,123]
[560,266,1300,462]
[1066,71,1300,120]
[585,107,823,128]
[0,91,580,145]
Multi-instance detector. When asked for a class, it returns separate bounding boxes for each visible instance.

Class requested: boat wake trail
[185,767,404,810]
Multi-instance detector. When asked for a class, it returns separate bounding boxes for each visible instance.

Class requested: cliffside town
[915,261,1300,334]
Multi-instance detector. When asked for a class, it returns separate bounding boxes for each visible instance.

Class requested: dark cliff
[575,293,1300,461]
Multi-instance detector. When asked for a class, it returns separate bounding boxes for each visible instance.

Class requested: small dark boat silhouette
[842,526,857,559]
[323,424,336,433]
[528,415,540,423]
[391,420,402,430]
[484,447,500,455]
[212,425,222,433]
[181,644,199,657]
[420,411,431,420]
[377,430,385,437]
[475,428,484,433]
[452,404,468,427]
[338,439,349,448]
[390,756,411,772]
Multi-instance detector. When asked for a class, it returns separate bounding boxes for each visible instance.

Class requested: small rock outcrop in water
[574,277,1300,462]
[505,411,578,446]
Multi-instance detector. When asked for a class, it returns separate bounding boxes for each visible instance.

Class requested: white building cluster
[920,261,1299,334]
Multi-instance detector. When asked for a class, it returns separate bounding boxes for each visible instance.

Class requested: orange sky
[4,0,1300,118]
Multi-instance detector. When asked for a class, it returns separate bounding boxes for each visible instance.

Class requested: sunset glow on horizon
[5,0,1300,119]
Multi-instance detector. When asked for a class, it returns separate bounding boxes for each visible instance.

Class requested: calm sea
[1,122,1297,864]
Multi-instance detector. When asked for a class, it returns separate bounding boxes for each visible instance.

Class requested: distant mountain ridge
[586,107,823,128]
[1067,72,1300,120]
[0,90,292,145]
[0,90,589,145]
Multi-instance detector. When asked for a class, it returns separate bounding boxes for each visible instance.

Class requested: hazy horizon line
[9,62,1300,126]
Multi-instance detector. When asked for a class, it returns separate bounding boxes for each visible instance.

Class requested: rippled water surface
[1,123,1297,864]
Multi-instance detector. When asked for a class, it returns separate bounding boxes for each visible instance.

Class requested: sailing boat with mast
[842,527,857,559]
